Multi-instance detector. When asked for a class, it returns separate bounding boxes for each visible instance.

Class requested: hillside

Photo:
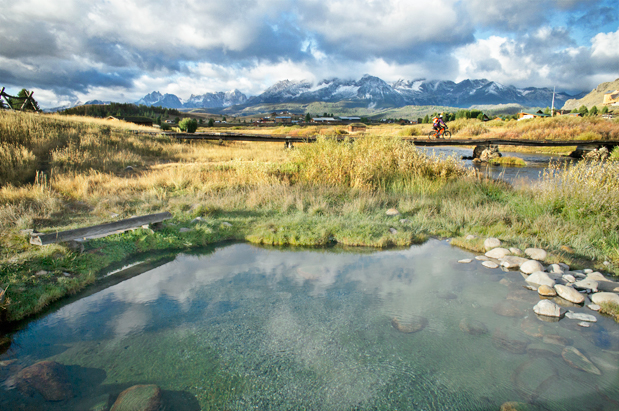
[562,78,619,110]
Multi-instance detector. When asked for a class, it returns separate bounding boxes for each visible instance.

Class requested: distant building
[348,123,367,133]
[275,116,292,124]
[312,117,341,123]
[518,110,550,120]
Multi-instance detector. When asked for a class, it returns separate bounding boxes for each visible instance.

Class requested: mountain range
[134,75,585,111]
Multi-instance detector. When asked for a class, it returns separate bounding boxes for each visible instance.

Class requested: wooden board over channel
[30,212,172,246]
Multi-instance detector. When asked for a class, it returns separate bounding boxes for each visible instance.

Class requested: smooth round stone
[389,227,398,234]
[509,247,523,256]
[386,208,400,216]
[590,292,619,305]
[587,304,601,311]
[484,237,501,250]
[459,318,489,335]
[562,274,576,283]
[520,260,545,274]
[500,256,529,269]
[555,285,585,304]
[578,322,591,327]
[485,247,510,259]
[561,346,601,375]
[475,255,490,261]
[573,279,598,292]
[482,261,499,269]
[587,272,607,281]
[533,300,562,317]
[526,271,555,288]
[465,234,477,240]
[565,311,597,322]
[552,296,582,308]
[457,259,473,264]
[584,268,593,274]
[525,248,547,261]
[546,263,565,274]
[538,284,557,297]
[391,316,428,333]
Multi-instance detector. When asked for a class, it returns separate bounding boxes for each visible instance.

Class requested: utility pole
[551,86,556,117]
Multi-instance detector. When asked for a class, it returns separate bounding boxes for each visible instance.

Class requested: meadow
[1,110,618,322]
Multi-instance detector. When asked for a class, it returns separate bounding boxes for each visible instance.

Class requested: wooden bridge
[163,131,618,149]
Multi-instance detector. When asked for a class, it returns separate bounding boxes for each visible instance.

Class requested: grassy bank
[1,111,619,323]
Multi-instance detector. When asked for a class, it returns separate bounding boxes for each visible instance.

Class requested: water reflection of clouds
[49,240,466,341]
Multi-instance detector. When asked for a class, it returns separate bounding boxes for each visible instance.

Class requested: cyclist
[432,114,447,138]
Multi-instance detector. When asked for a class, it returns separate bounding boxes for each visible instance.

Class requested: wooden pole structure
[551,86,555,117]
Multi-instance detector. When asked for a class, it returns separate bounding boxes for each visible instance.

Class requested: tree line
[61,103,181,120]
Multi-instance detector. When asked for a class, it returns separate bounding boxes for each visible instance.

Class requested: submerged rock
[493,301,524,317]
[458,258,473,263]
[500,401,529,411]
[492,329,528,354]
[459,318,488,335]
[16,361,73,401]
[482,261,499,269]
[111,384,162,411]
[561,346,601,375]
[391,316,428,333]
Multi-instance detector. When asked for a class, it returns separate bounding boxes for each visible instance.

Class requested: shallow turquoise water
[2,240,618,410]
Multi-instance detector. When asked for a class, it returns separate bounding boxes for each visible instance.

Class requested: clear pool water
[1,240,618,410]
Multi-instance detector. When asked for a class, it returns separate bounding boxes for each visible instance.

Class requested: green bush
[179,118,198,133]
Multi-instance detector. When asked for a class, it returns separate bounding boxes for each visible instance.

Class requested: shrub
[179,118,198,133]
[289,135,469,190]
[398,127,422,137]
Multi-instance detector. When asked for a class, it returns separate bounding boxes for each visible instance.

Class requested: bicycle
[427,127,451,139]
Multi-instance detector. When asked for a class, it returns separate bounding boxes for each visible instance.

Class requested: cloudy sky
[1,0,618,108]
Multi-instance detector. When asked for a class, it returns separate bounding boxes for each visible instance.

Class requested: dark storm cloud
[0,0,617,105]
